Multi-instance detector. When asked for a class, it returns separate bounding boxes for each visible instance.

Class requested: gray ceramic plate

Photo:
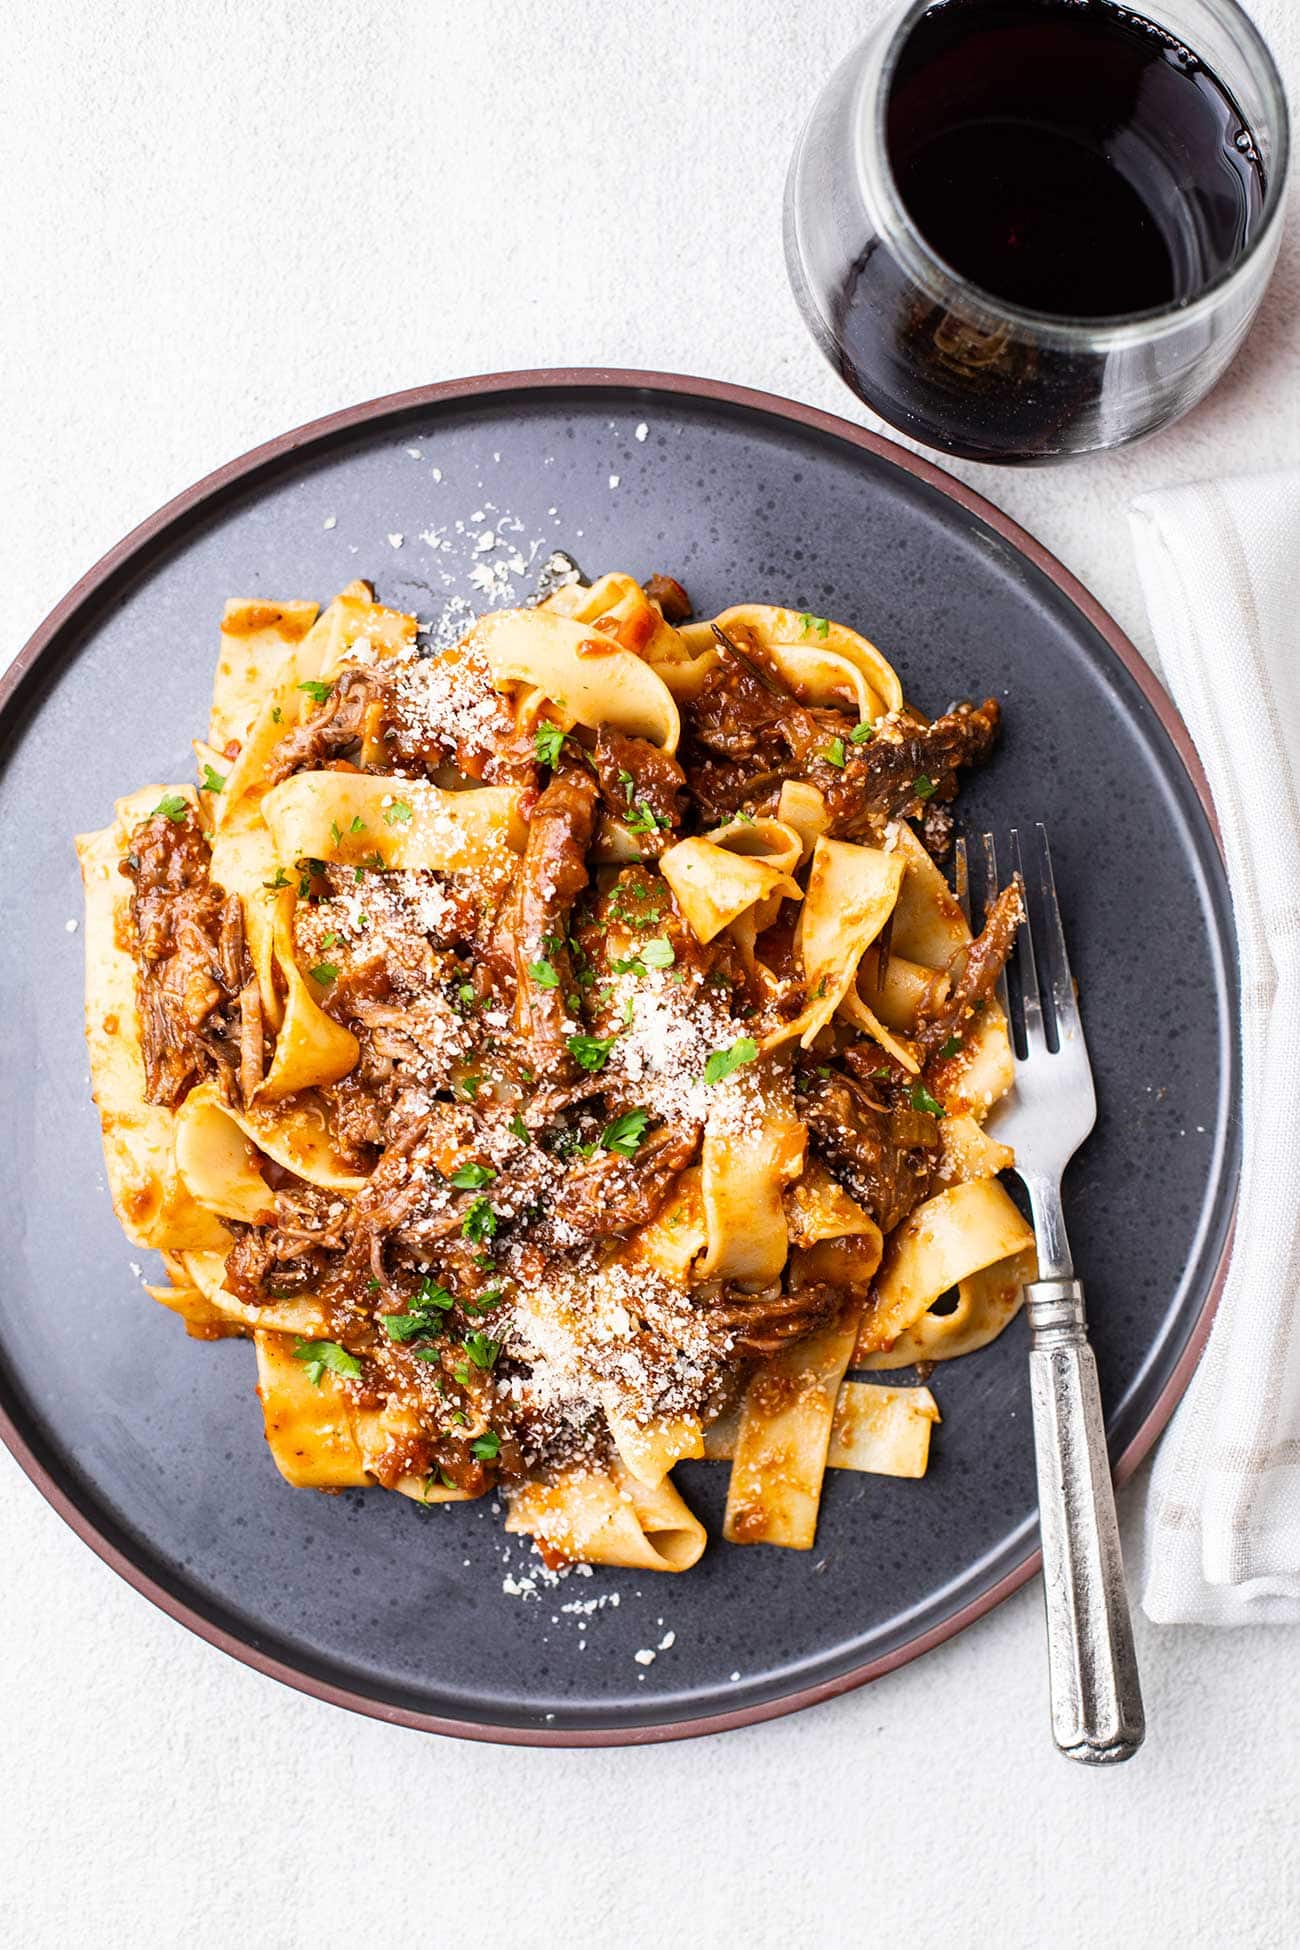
[0,372,1237,1744]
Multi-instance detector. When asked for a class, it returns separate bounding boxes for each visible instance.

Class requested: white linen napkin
[1129,468,1300,1625]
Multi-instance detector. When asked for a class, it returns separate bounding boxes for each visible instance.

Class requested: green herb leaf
[464,1331,501,1370]
[297,679,334,705]
[914,775,937,800]
[508,1113,529,1143]
[640,937,675,969]
[292,1339,362,1386]
[461,1196,497,1244]
[909,1081,946,1118]
[151,793,189,823]
[625,798,669,836]
[534,721,567,768]
[271,705,283,725]
[199,763,226,794]
[937,1034,963,1059]
[821,737,847,769]
[384,1311,432,1343]
[599,1108,650,1157]
[702,1036,758,1086]
[263,867,291,890]
[416,1277,455,1311]
[799,612,830,639]
[850,720,876,744]
[384,798,413,826]
[471,1430,501,1461]
[567,1031,618,1074]
[449,1161,496,1190]
[320,931,339,949]
[329,820,343,847]
[308,961,339,985]
[527,958,559,988]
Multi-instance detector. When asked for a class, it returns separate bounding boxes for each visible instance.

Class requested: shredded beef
[800,1070,941,1233]
[681,625,1000,835]
[914,878,1025,1062]
[122,808,246,1106]
[644,573,693,623]
[266,668,388,785]
[590,725,686,853]
[535,1122,702,1246]
[709,1279,847,1357]
[496,771,599,1081]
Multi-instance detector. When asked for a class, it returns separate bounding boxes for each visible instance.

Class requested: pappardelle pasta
[78,568,1033,1574]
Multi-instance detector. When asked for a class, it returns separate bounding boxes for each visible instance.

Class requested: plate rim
[0,366,1233,1746]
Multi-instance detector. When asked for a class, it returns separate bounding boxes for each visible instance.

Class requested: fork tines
[966,823,1086,1061]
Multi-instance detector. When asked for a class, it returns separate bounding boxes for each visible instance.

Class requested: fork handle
[1026,1278,1145,1765]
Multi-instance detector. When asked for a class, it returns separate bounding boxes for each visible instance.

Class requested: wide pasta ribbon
[505,1459,706,1572]
[470,606,681,751]
[75,792,231,1254]
[260,773,526,874]
[855,1178,1035,1361]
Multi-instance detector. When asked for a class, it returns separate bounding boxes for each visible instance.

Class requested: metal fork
[956,824,1145,1765]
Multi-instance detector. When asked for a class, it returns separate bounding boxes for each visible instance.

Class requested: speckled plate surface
[0,372,1238,1744]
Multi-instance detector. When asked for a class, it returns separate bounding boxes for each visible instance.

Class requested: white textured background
[3,4,1298,1946]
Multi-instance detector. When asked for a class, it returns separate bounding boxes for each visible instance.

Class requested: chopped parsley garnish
[263,867,291,890]
[821,737,847,769]
[937,1034,963,1059]
[384,1311,435,1344]
[461,1196,497,1244]
[320,931,339,948]
[456,1073,483,1101]
[799,612,830,638]
[297,678,334,704]
[385,1280,453,1344]
[850,720,876,744]
[151,793,189,823]
[471,1430,501,1461]
[910,1081,946,1117]
[702,1036,758,1085]
[384,798,413,826]
[329,820,343,847]
[308,961,338,985]
[199,763,226,794]
[611,934,674,977]
[914,775,937,800]
[416,1276,456,1311]
[464,1331,501,1370]
[567,1031,618,1073]
[271,705,283,724]
[534,721,567,768]
[625,798,669,835]
[508,1112,529,1143]
[527,957,559,988]
[449,1161,496,1190]
[292,1339,362,1386]
[599,1107,650,1157]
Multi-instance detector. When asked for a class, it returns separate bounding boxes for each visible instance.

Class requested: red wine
[796,0,1277,458]
[886,0,1265,320]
